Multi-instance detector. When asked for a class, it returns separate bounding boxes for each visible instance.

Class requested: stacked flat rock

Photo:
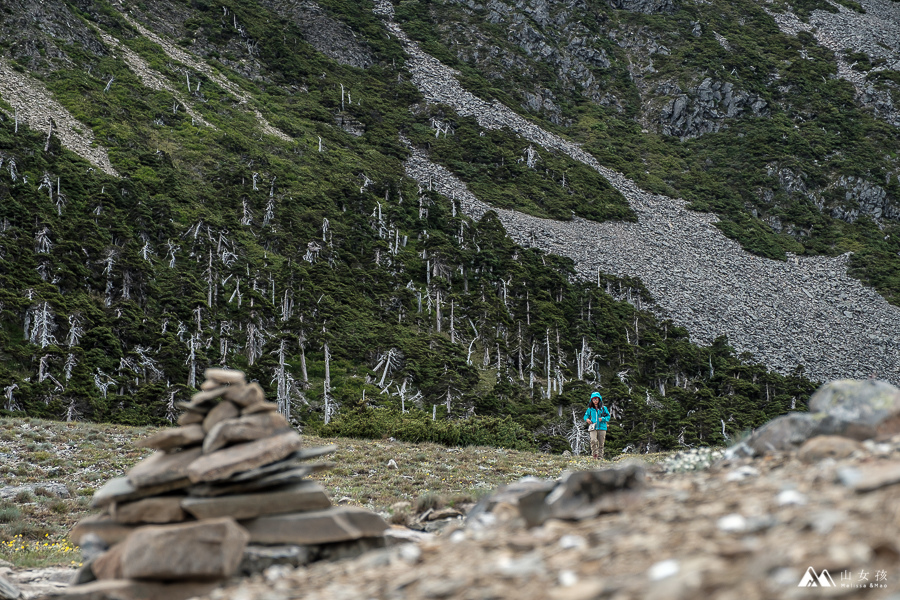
[62,369,388,600]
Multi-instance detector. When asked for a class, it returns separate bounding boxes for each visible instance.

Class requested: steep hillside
[3,0,896,454]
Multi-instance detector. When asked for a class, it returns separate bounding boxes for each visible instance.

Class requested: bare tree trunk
[545,329,551,399]
[44,118,53,152]
[323,340,333,424]
[450,300,455,344]
[435,289,441,333]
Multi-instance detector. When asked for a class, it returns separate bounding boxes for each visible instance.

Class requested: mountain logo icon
[798,567,836,587]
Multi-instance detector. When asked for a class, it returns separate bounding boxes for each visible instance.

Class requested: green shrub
[0,504,21,524]
[317,408,536,451]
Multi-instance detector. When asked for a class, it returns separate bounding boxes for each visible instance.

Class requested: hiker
[583,392,611,459]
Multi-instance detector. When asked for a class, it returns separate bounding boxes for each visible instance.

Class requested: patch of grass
[414,492,446,513]
[0,417,674,567]
[0,504,21,524]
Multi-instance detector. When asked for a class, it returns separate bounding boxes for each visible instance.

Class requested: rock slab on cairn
[59,368,388,599]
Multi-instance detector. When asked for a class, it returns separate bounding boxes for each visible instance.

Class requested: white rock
[558,570,578,587]
[717,513,748,533]
[398,544,422,564]
[725,465,760,482]
[648,559,679,581]
[558,534,587,550]
[776,489,807,506]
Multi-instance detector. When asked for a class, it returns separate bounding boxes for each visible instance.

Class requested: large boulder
[519,464,645,527]
[745,413,840,455]
[0,575,21,600]
[743,379,900,456]
[809,379,900,439]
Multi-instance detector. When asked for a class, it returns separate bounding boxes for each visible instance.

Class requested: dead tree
[566,409,589,456]
[94,369,115,399]
[63,354,77,381]
[35,227,52,254]
[246,322,266,365]
[3,384,19,412]
[29,302,58,348]
[323,337,335,424]
[44,118,53,152]
[186,333,200,387]
[272,339,294,420]
[374,348,403,389]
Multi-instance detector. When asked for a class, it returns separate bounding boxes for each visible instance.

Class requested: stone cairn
[61,369,388,600]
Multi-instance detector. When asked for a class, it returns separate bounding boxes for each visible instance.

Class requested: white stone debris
[0,59,118,175]
[764,0,900,127]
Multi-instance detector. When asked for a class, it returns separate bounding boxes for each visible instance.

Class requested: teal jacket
[584,406,611,431]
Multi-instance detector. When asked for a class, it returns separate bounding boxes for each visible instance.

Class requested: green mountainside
[4,0,896,455]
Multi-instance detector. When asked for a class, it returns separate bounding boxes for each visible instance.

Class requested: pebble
[648,559,679,581]
[776,489,807,506]
[558,535,586,550]
[725,465,760,482]
[716,513,748,533]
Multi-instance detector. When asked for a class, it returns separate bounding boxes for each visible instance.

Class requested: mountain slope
[3,0,894,454]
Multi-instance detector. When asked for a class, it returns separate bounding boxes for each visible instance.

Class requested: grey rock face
[260,0,375,68]
[833,176,897,222]
[660,78,768,140]
[0,575,21,600]
[607,0,675,14]
[0,0,107,70]
[441,0,617,121]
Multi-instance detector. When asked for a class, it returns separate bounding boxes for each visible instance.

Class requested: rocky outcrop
[439,0,618,120]
[607,0,675,14]
[259,0,375,69]
[833,175,898,222]
[660,78,768,140]
[0,0,108,72]
[763,166,900,225]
